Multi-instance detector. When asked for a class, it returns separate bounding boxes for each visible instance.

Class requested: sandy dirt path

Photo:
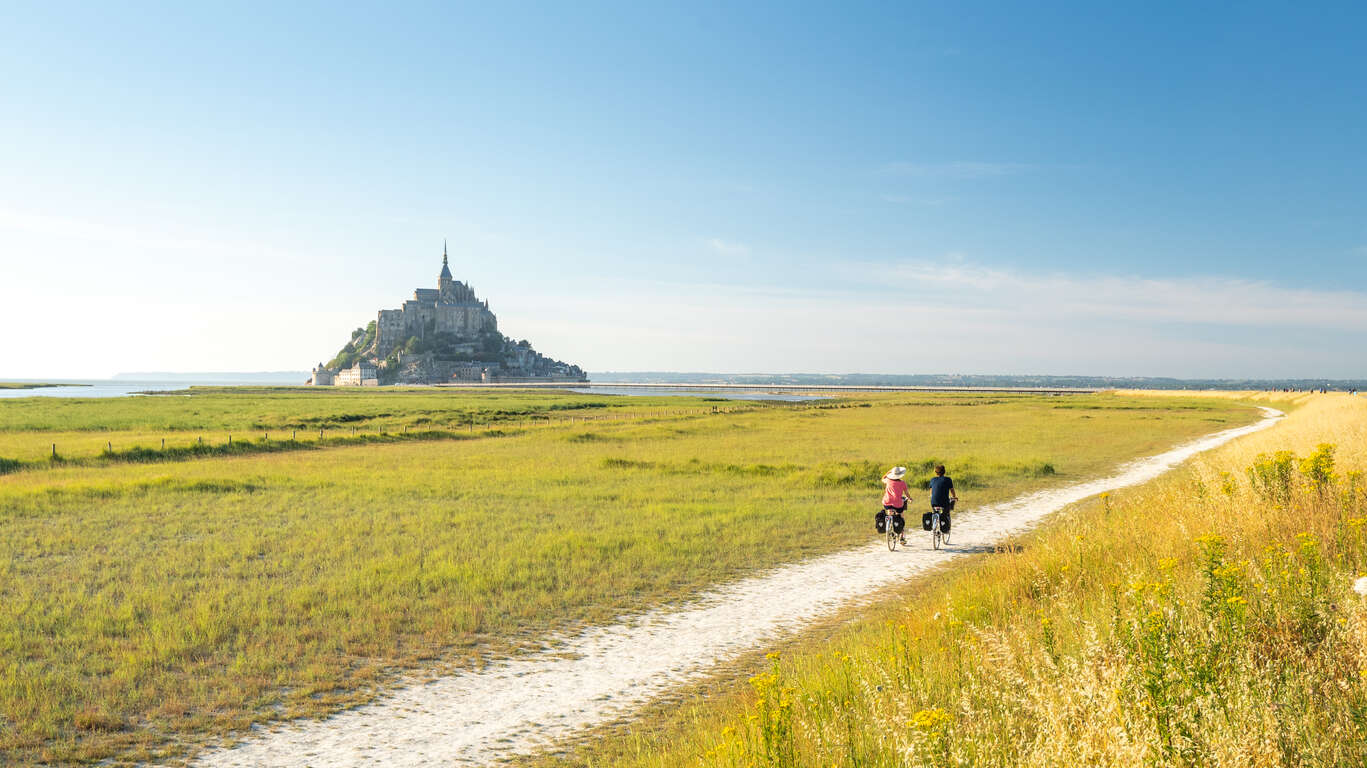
[189,408,1281,767]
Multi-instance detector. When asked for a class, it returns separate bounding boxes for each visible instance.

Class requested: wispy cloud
[705,238,751,256]
[499,259,1367,377]
[872,259,1367,332]
[0,206,303,267]
[0,207,231,255]
[875,161,1032,179]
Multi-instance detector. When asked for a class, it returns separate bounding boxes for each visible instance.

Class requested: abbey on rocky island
[310,243,586,386]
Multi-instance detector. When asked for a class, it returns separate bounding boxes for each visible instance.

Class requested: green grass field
[563,393,1367,768]
[0,388,1261,764]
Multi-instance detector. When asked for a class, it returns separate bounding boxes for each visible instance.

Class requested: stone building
[375,243,498,357]
[451,362,491,382]
[309,364,334,386]
[335,361,378,386]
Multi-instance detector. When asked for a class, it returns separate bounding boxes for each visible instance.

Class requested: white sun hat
[886,466,907,480]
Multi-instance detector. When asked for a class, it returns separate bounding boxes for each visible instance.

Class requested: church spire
[439,240,453,280]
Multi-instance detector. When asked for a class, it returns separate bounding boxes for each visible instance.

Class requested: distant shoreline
[3,372,1361,393]
[0,382,87,390]
[112,372,309,383]
[592,372,1366,391]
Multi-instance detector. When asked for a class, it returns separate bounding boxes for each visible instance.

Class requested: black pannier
[877,511,906,534]
[923,510,952,532]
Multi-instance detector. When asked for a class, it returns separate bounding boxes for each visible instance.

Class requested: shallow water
[0,380,237,399]
[0,382,825,402]
[570,386,827,402]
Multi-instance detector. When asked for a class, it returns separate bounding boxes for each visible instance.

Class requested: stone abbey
[311,244,586,386]
[375,245,498,357]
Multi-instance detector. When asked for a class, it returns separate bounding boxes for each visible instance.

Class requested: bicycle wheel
[931,513,941,550]
[887,528,897,551]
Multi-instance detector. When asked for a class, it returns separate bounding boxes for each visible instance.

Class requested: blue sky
[2,1,1365,378]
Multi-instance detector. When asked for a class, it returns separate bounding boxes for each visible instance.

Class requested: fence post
[51,443,56,458]
[107,441,111,453]
[228,435,232,446]
[161,438,165,449]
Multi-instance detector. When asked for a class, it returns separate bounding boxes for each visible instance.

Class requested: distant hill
[591,372,1366,391]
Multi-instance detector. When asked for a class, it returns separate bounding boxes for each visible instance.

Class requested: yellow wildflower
[909,707,952,731]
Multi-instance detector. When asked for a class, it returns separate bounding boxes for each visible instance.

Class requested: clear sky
[2,1,1364,379]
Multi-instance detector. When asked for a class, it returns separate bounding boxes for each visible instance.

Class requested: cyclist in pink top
[880,466,910,544]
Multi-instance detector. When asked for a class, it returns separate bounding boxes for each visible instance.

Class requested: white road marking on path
[188,408,1282,767]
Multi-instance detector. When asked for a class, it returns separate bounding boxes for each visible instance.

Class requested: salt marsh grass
[0,387,686,466]
[578,393,1367,768]
[0,389,1256,763]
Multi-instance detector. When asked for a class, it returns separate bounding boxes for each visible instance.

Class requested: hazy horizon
[5,370,1363,387]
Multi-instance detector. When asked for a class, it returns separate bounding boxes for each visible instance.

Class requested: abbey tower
[374,242,499,358]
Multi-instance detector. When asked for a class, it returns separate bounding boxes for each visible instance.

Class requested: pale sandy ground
[187,408,1282,768]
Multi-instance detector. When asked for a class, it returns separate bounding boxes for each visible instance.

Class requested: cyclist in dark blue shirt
[929,465,956,508]
[927,465,958,537]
